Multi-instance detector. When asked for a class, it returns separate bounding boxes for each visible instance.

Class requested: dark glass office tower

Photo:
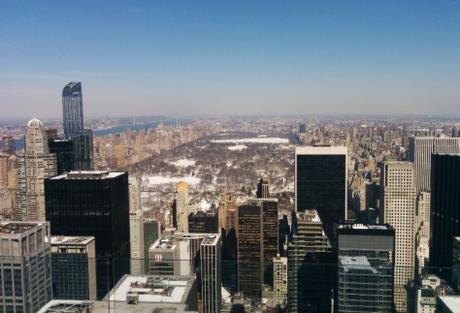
[430,153,460,280]
[295,146,347,239]
[62,82,84,140]
[337,224,395,313]
[237,204,263,299]
[288,209,336,313]
[73,129,93,170]
[48,139,74,174]
[188,210,219,233]
[45,171,130,299]
[143,218,161,273]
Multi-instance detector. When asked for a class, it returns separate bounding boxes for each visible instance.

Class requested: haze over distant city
[1,1,460,118]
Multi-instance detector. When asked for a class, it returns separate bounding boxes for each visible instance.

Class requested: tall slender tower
[129,177,145,274]
[175,181,190,232]
[15,118,57,221]
[381,161,416,312]
[62,82,84,140]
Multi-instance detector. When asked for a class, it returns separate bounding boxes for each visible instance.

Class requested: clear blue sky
[1,0,459,118]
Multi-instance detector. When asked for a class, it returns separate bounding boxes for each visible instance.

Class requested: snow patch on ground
[211,137,289,144]
[227,144,247,151]
[142,175,201,186]
[170,159,196,167]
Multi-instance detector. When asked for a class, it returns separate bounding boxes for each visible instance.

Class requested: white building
[175,181,192,232]
[382,161,416,313]
[0,221,53,313]
[273,254,288,305]
[416,191,431,272]
[129,177,145,275]
[200,234,222,313]
[15,118,57,221]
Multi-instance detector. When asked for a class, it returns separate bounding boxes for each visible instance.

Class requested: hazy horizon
[1,1,460,117]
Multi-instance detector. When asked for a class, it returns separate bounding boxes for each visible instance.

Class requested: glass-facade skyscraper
[337,223,395,313]
[62,82,84,140]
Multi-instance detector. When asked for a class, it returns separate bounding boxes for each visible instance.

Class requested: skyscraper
[237,203,263,299]
[381,161,416,312]
[430,154,460,281]
[337,223,395,313]
[408,136,460,193]
[287,210,335,313]
[62,82,84,140]
[143,218,161,273]
[175,181,191,232]
[51,236,97,300]
[129,177,145,275]
[256,176,270,198]
[200,234,222,313]
[48,138,74,174]
[237,198,279,299]
[295,146,348,237]
[73,129,93,170]
[15,118,57,221]
[0,221,53,313]
[188,210,219,233]
[273,254,288,306]
[45,171,130,299]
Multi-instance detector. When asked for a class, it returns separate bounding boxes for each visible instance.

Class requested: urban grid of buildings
[2,82,460,312]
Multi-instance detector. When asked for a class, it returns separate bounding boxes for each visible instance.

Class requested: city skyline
[1,1,460,118]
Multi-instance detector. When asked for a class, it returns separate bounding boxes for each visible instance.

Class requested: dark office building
[295,146,347,239]
[237,204,263,299]
[337,224,395,313]
[62,82,84,140]
[256,176,270,198]
[48,139,74,174]
[188,210,219,233]
[144,218,161,273]
[237,199,279,299]
[73,129,93,170]
[430,154,460,281]
[288,209,336,313]
[45,171,130,299]
[51,236,97,300]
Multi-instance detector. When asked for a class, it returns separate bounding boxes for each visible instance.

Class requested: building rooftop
[295,145,347,155]
[201,234,220,246]
[106,275,196,304]
[37,300,195,313]
[49,171,125,180]
[296,209,321,223]
[438,296,460,313]
[51,236,95,245]
[340,256,378,274]
[0,221,47,236]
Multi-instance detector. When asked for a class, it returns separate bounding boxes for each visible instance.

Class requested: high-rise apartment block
[129,177,145,275]
[337,223,395,313]
[51,236,97,300]
[175,181,191,232]
[45,171,130,299]
[430,154,460,281]
[15,118,57,221]
[381,161,416,312]
[287,210,335,313]
[408,136,460,193]
[218,192,237,231]
[0,221,52,313]
[295,146,348,236]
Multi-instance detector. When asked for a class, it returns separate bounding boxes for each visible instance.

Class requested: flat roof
[37,300,194,313]
[296,209,321,223]
[295,145,347,156]
[201,234,221,246]
[107,275,196,304]
[0,221,47,236]
[338,223,392,230]
[340,256,377,274]
[51,236,95,245]
[49,171,125,180]
[438,296,460,313]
